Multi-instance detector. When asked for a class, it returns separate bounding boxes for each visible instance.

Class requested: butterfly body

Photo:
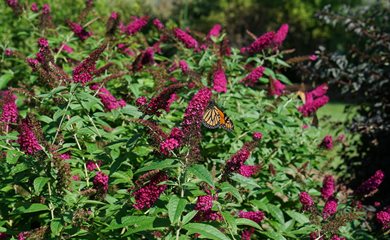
[202,101,234,132]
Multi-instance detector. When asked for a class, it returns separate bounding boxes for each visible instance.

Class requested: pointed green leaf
[167,196,187,224]
[188,164,214,187]
[183,223,230,240]
[33,177,50,195]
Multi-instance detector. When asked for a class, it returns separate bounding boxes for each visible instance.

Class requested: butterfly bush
[321,175,336,200]
[17,118,42,155]
[0,3,384,239]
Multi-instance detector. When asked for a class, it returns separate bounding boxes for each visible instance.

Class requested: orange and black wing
[202,105,221,129]
[221,114,234,132]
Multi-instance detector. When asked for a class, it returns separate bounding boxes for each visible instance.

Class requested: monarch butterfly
[202,101,234,132]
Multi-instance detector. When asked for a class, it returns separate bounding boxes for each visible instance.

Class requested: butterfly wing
[216,106,234,132]
[221,114,234,132]
[202,105,221,129]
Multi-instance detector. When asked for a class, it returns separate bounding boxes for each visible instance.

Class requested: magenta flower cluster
[90,84,126,111]
[179,60,189,74]
[0,91,18,127]
[299,191,314,210]
[195,195,213,211]
[137,84,183,116]
[160,138,179,156]
[124,16,149,35]
[239,210,265,223]
[60,43,73,53]
[356,170,384,196]
[86,160,101,171]
[225,145,250,174]
[241,23,288,54]
[240,66,265,87]
[322,197,338,219]
[159,127,183,155]
[376,208,390,229]
[269,79,285,96]
[193,194,222,222]
[212,67,227,93]
[298,84,329,117]
[320,135,333,150]
[17,119,42,155]
[42,3,50,14]
[241,31,275,54]
[67,21,92,41]
[133,172,168,210]
[152,18,164,30]
[273,24,289,47]
[238,165,260,177]
[181,88,212,139]
[173,28,199,50]
[207,24,222,39]
[321,175,335,200]
[93,171,109,193]
[252,132,263,140]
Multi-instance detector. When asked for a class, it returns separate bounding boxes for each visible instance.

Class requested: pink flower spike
[376,210,390,229]
[212,67,227,93]
[195,195,213,211]
[125,16,149,35]
[133,172,168,210]
[320,135,333,150]
[240,66,265,87]
[31,3,39,12]
[253,132,263,140]
[273,24,289,47]
[243,31,275,54]
[90,84,126,111]
[160,138,179,155]
[58,43,73,53]
[152,18,164,30]
[323,197,338,219]
[93,171,109,193]
[269,78,285,96]
[17,118,42,155]
[207,24,222,39]
[173,28,199,49]
[356,170,385,196]
[239,210,265,223]
[239,165,260,177]
[321,175,335,200]
[299,192,314,210]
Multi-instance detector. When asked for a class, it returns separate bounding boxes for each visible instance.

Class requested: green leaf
[262,231,287,240]
[6,150,22,164]
[10,163,29,175]
[135,159,179,174]
[268,204,285,224]
[220,182,242,202]
[50,219,63,236]
[167,196,187,224]
[183,223,230,240]
[181,210,198,226]
[235,218,262,230]
[0,70,14,89]
[64,116,83,129]
[13,203,49,214]
[230,173,260,189]
[222,212,237,234]
[187,164,214,187]
[33,177,50,195]
[286,210,309,225]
